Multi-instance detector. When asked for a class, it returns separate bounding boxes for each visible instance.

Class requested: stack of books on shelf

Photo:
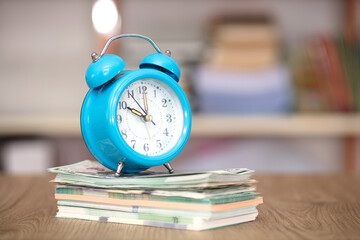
[193,15,292,114]
[48,160,263,231]
[208,16,278,70]
[292,36,360,112]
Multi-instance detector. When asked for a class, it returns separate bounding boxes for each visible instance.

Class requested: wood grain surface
[1,174,360,240]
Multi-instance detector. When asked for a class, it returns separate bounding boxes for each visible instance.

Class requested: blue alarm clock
[81,34,191,176]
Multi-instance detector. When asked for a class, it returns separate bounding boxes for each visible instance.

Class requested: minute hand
[143,92,148,113]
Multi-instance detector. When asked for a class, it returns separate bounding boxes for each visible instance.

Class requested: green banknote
[56,206,259,231]
[52,173,255,189]
[48,160,254,186]
[55,184,256,199]
[55,186,259,204]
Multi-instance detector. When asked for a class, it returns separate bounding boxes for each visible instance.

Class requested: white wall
[0,0,94,115]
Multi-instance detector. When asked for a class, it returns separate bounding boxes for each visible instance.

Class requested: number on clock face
[117,78,184,156]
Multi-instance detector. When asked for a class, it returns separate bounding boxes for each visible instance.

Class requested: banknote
[57,205,258,223]
[55,184,256,199]
[55,194,263,211]
[55,186,259,204]
[52,174,256,190]
[48,160,254,185]
[57,200,258,219]
[56,208,259,231]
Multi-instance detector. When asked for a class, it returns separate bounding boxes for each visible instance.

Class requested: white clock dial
[117,78,184,156]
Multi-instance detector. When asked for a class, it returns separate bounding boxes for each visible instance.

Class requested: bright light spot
[92,0,120,34]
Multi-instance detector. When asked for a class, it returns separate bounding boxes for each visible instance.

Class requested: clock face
[117,78,184,156]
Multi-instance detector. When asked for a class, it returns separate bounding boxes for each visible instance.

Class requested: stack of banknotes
[48,160,263,231]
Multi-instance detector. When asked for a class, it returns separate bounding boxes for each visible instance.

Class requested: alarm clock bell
[139,52,180,82]
[85,54,125,89]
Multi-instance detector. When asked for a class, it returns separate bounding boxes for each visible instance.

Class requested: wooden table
[1,174,360,239]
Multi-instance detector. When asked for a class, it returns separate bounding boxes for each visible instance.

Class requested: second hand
[130,92,156,126]
[145,122,152,140]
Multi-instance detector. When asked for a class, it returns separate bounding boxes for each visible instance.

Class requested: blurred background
[0,0,359,174]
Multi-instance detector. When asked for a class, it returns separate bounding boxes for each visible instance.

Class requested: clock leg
[163,162,174,174]
[114,161,124,177]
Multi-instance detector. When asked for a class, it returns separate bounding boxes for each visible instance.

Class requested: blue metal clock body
[80,35,191,174]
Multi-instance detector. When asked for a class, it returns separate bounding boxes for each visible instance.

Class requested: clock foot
[163,162,174,174]
[114,161,124,177]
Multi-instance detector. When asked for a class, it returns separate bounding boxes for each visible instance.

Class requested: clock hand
[129,92,156,126]
[129,93,147,115]
[127,106,153,140]
[143,92,148,113]
[127,107,144,118]
[142,92,156,126]
[127,107,156,130]
[145,122,152,140]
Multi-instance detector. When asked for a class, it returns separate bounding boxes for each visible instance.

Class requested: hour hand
[127,107,143,117]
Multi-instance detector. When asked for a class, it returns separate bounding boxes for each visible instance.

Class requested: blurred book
[206,15,278,70]
[292,36,360,112]
[192,15,292,114]
[194,65,292,114]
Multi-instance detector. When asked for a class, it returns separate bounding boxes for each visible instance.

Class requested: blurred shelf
[192,114,360,137]
[0,114,81,138]
[0,114,359,138]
